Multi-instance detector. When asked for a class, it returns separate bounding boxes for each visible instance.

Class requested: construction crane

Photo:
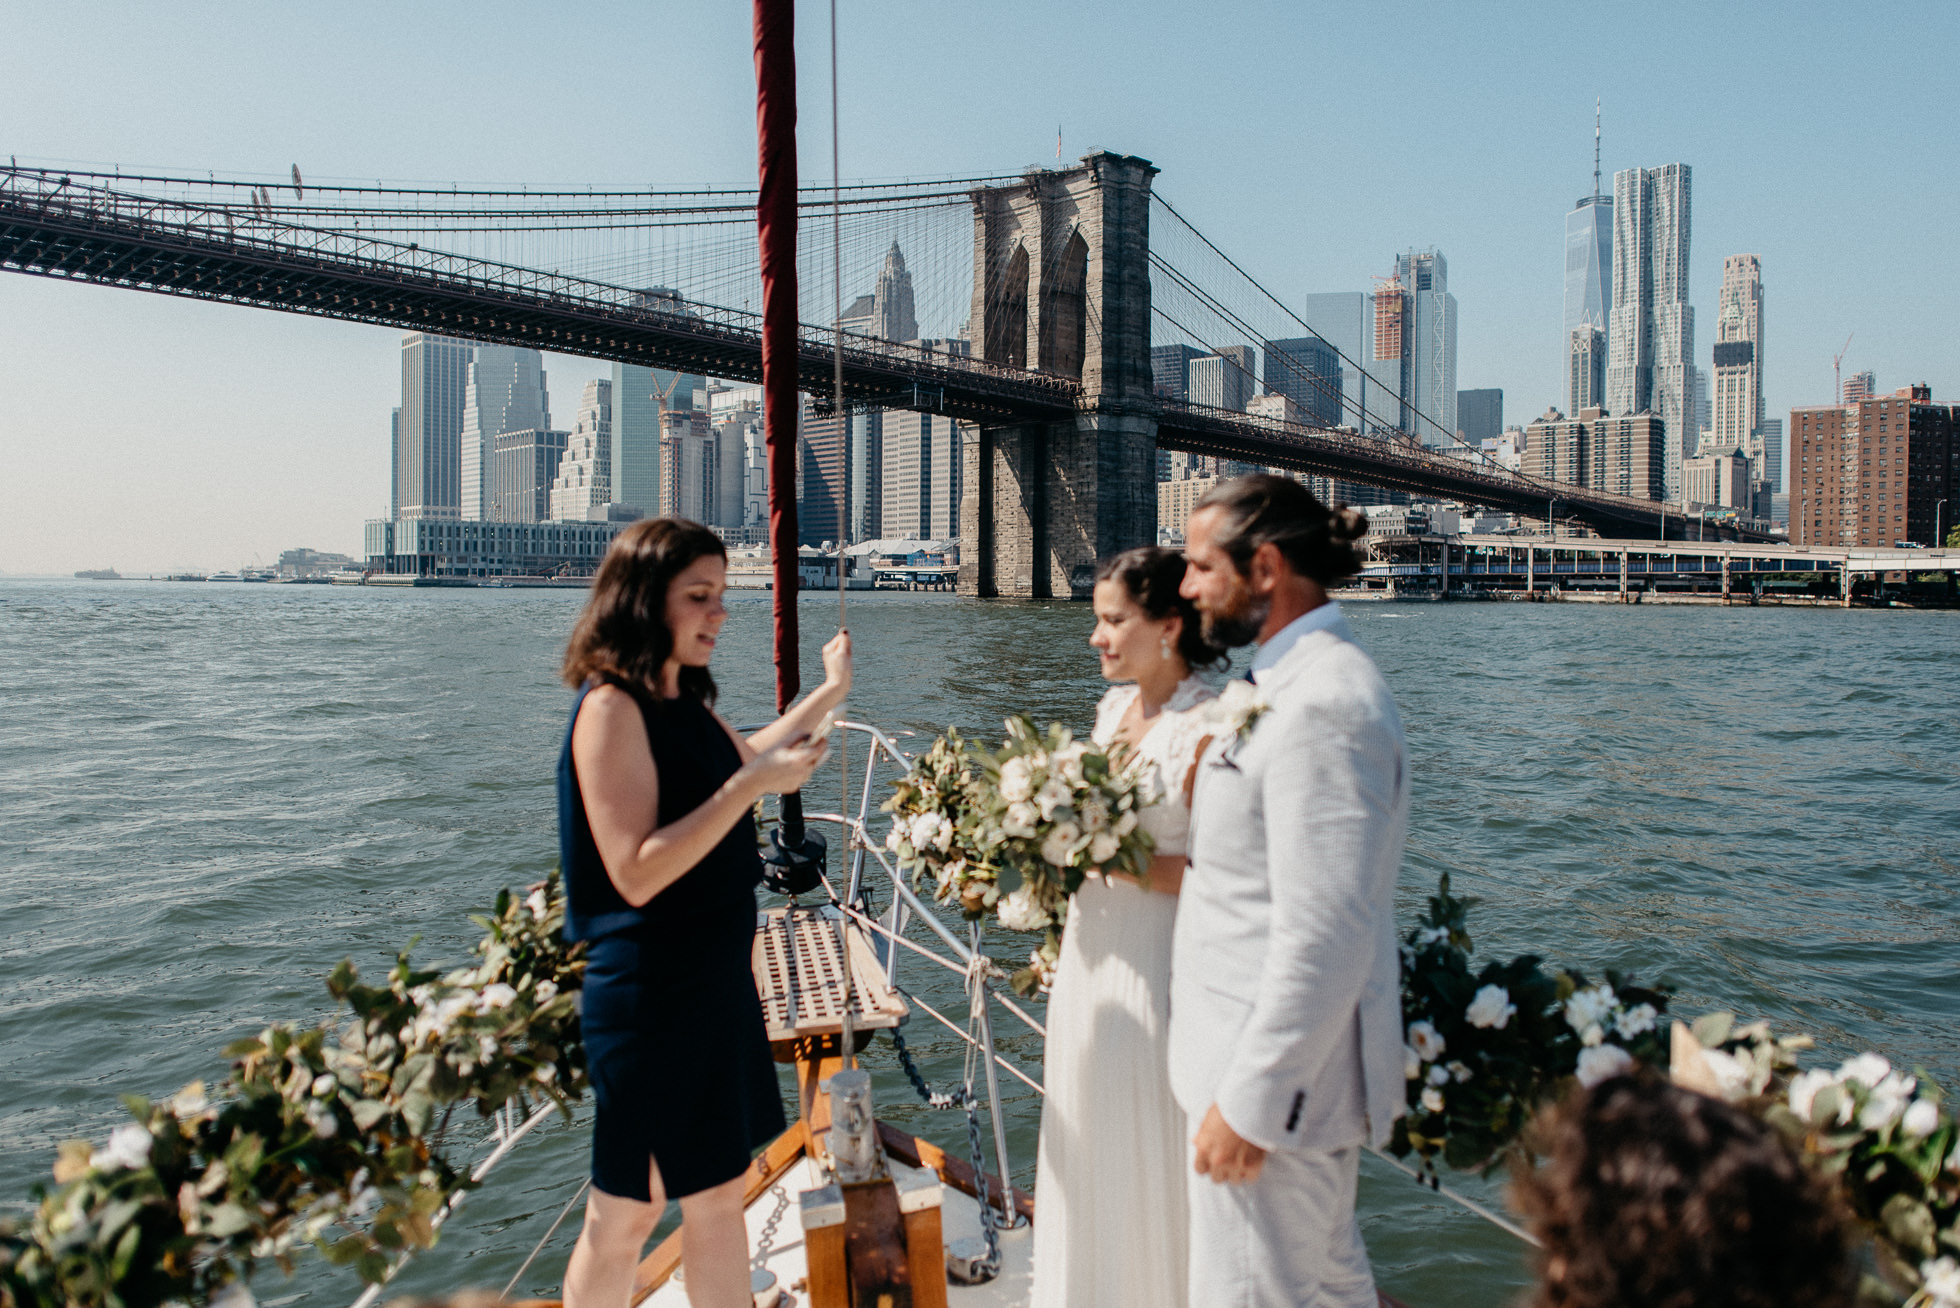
[1833,333,1854,403]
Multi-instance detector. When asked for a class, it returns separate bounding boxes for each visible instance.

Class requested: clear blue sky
[3,0,1953,572]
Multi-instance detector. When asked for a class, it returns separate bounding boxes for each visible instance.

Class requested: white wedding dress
[1030,676,1217,1308]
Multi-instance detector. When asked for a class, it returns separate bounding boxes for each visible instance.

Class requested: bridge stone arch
[961,152,1159,598]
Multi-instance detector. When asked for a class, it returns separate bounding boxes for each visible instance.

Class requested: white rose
[1581,1022,1605,1048]
[1426,1064,1450,1087]
[1089,831,1120,864]
[885,824,903,852]
[1787,1069,1835,1122]
[1837,1053,1891,1088]
[1036,779,1072,822]
[1040,822,1082,868]
[534,979,559,1005]
[1056,744,1088,787]
[909,812,940,848]
[525,888,549,921]
[1004,802,1039,838]
[1920,1256,1960,1308]
[999,758,1033,803]
[1080,798,1109,832]
[1615,1003,1658,1038]
[1465,985,1515,1030]
[1575,1043,1634,1088]
[1447,1061,1473,1084]
[996,885,1053,932]
[96,1123,153,1172]
[1407,1021,1445,1063]
[1902,1099,1941,1139]
[1564,985,1616,1034]
[1420,1087,1446,1114]
[1404,1045,1422,1080]
[477,982,518,1012]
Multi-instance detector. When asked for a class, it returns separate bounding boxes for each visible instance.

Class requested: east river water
[3,580,1957,1307]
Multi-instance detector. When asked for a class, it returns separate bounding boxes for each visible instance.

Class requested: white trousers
[1186,1142,1374,1308]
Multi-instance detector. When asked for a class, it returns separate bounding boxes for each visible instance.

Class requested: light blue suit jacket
[1169,612,1409,1151]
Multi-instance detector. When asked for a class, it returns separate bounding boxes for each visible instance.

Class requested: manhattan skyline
[2,0,1955,572]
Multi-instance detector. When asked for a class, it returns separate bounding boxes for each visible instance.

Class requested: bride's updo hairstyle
[1095,546,1229,672]
[561,517,726,705]
[1193,473,1368,586]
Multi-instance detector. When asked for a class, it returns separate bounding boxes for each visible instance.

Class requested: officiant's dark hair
[1095,547,1228,671]
[562,517,725,706]
[1513,1073,1851,1308]
[1194,473,1368,585]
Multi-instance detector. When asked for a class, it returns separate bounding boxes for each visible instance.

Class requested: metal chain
[884,1012,999,1275]
[751,1182,791,1273]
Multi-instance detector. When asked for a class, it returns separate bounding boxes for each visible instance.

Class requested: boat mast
[753,0,800,714]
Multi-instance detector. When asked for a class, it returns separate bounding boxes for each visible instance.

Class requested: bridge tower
[959,153,1159,598]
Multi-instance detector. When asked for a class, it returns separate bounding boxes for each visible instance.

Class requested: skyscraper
[1564,108,1613,414]
[490,428,570,524]
[1390,249,1458,445]
[1151,344,1203,401]
[1296,293,1370,430]
[1709,255,1767,481]
[396,333,473,520]
[1457,389,1503,444]
[460,346,550,521]
[1607,163,1695,501]
[613,362,702,519]
[1262,337,1343,425]
[1188,346,1256,411]
[881,411,962,540]
[549,379,613,522]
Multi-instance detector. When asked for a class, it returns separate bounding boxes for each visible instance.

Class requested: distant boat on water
[205,571,243,583]
[72,568,121,580]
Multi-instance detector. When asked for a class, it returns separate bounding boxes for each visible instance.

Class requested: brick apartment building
[1790,385,1957,547]
[1522,407,1668,501]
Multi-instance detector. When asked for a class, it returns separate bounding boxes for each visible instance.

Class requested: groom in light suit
[1172,475,1409,1307]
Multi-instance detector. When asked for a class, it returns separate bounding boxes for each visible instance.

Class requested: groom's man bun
[1194,473,1367,586]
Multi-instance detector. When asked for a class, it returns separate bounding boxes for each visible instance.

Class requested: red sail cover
[753,0,800,712]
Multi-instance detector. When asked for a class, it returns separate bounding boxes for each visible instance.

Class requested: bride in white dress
[1031,547,1222,1308]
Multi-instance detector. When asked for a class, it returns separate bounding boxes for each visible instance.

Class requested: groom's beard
[1201,575,1269,649]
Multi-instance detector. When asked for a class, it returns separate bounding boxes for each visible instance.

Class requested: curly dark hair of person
[1094,546,1229,671]
[560,517,726,706]
[1193,472,1369,586]
[1511,1073,1853,1308]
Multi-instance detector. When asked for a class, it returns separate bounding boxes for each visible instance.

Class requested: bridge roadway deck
[0,170,1738,540]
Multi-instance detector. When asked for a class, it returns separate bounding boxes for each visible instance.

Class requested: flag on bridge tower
[1056,127,1062,161]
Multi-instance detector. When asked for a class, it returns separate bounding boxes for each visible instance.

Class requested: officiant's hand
[1192,1104,1266,1185]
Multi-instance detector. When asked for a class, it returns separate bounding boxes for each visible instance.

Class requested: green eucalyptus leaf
[1691,1011,1734,1048]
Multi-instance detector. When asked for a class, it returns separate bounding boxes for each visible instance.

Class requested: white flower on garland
[1860,1072,1917,1132]
[1921,1256,1960,1308]
[477,982,518,1012]
[1838,1052,1892,1088]
[1564,984,1616,1034]
[1408,1021,1445,1063]
[997,885,1054,932]
[1209,679,1270,743]
[1420,1087,1446,1114]
[1446,1060,1473,1084]
[1465,984,1516,1030]
[1426,1064,1450,1087]
[534,979,559,1005]
[1788,1068,1835,1122]
[96,1123,152,1172]
[525,887,550,921]
[1697,1048,1753,1102]
[1616,1002,1658,1038]
[1902,1099,1941,1139]
[1575,1043,1634,1088]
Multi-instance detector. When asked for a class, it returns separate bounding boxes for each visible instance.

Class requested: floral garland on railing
[0,877,587,1308]
[884,718,1155,995]
[1395,874,1960,1307]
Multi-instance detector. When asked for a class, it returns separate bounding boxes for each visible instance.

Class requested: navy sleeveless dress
[558,680,785,1201]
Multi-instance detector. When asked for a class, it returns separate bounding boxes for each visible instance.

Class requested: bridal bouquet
[882,717,1156,995]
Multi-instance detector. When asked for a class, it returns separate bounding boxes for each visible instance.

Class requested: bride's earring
[1160,635,1172,661]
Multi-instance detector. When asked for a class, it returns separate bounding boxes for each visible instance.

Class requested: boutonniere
[1209,679,1270,747]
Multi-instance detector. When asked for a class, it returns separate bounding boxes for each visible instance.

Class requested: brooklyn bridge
[0,157,1747,598]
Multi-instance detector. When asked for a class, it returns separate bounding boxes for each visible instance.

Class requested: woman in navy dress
[557,517,849,1308]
